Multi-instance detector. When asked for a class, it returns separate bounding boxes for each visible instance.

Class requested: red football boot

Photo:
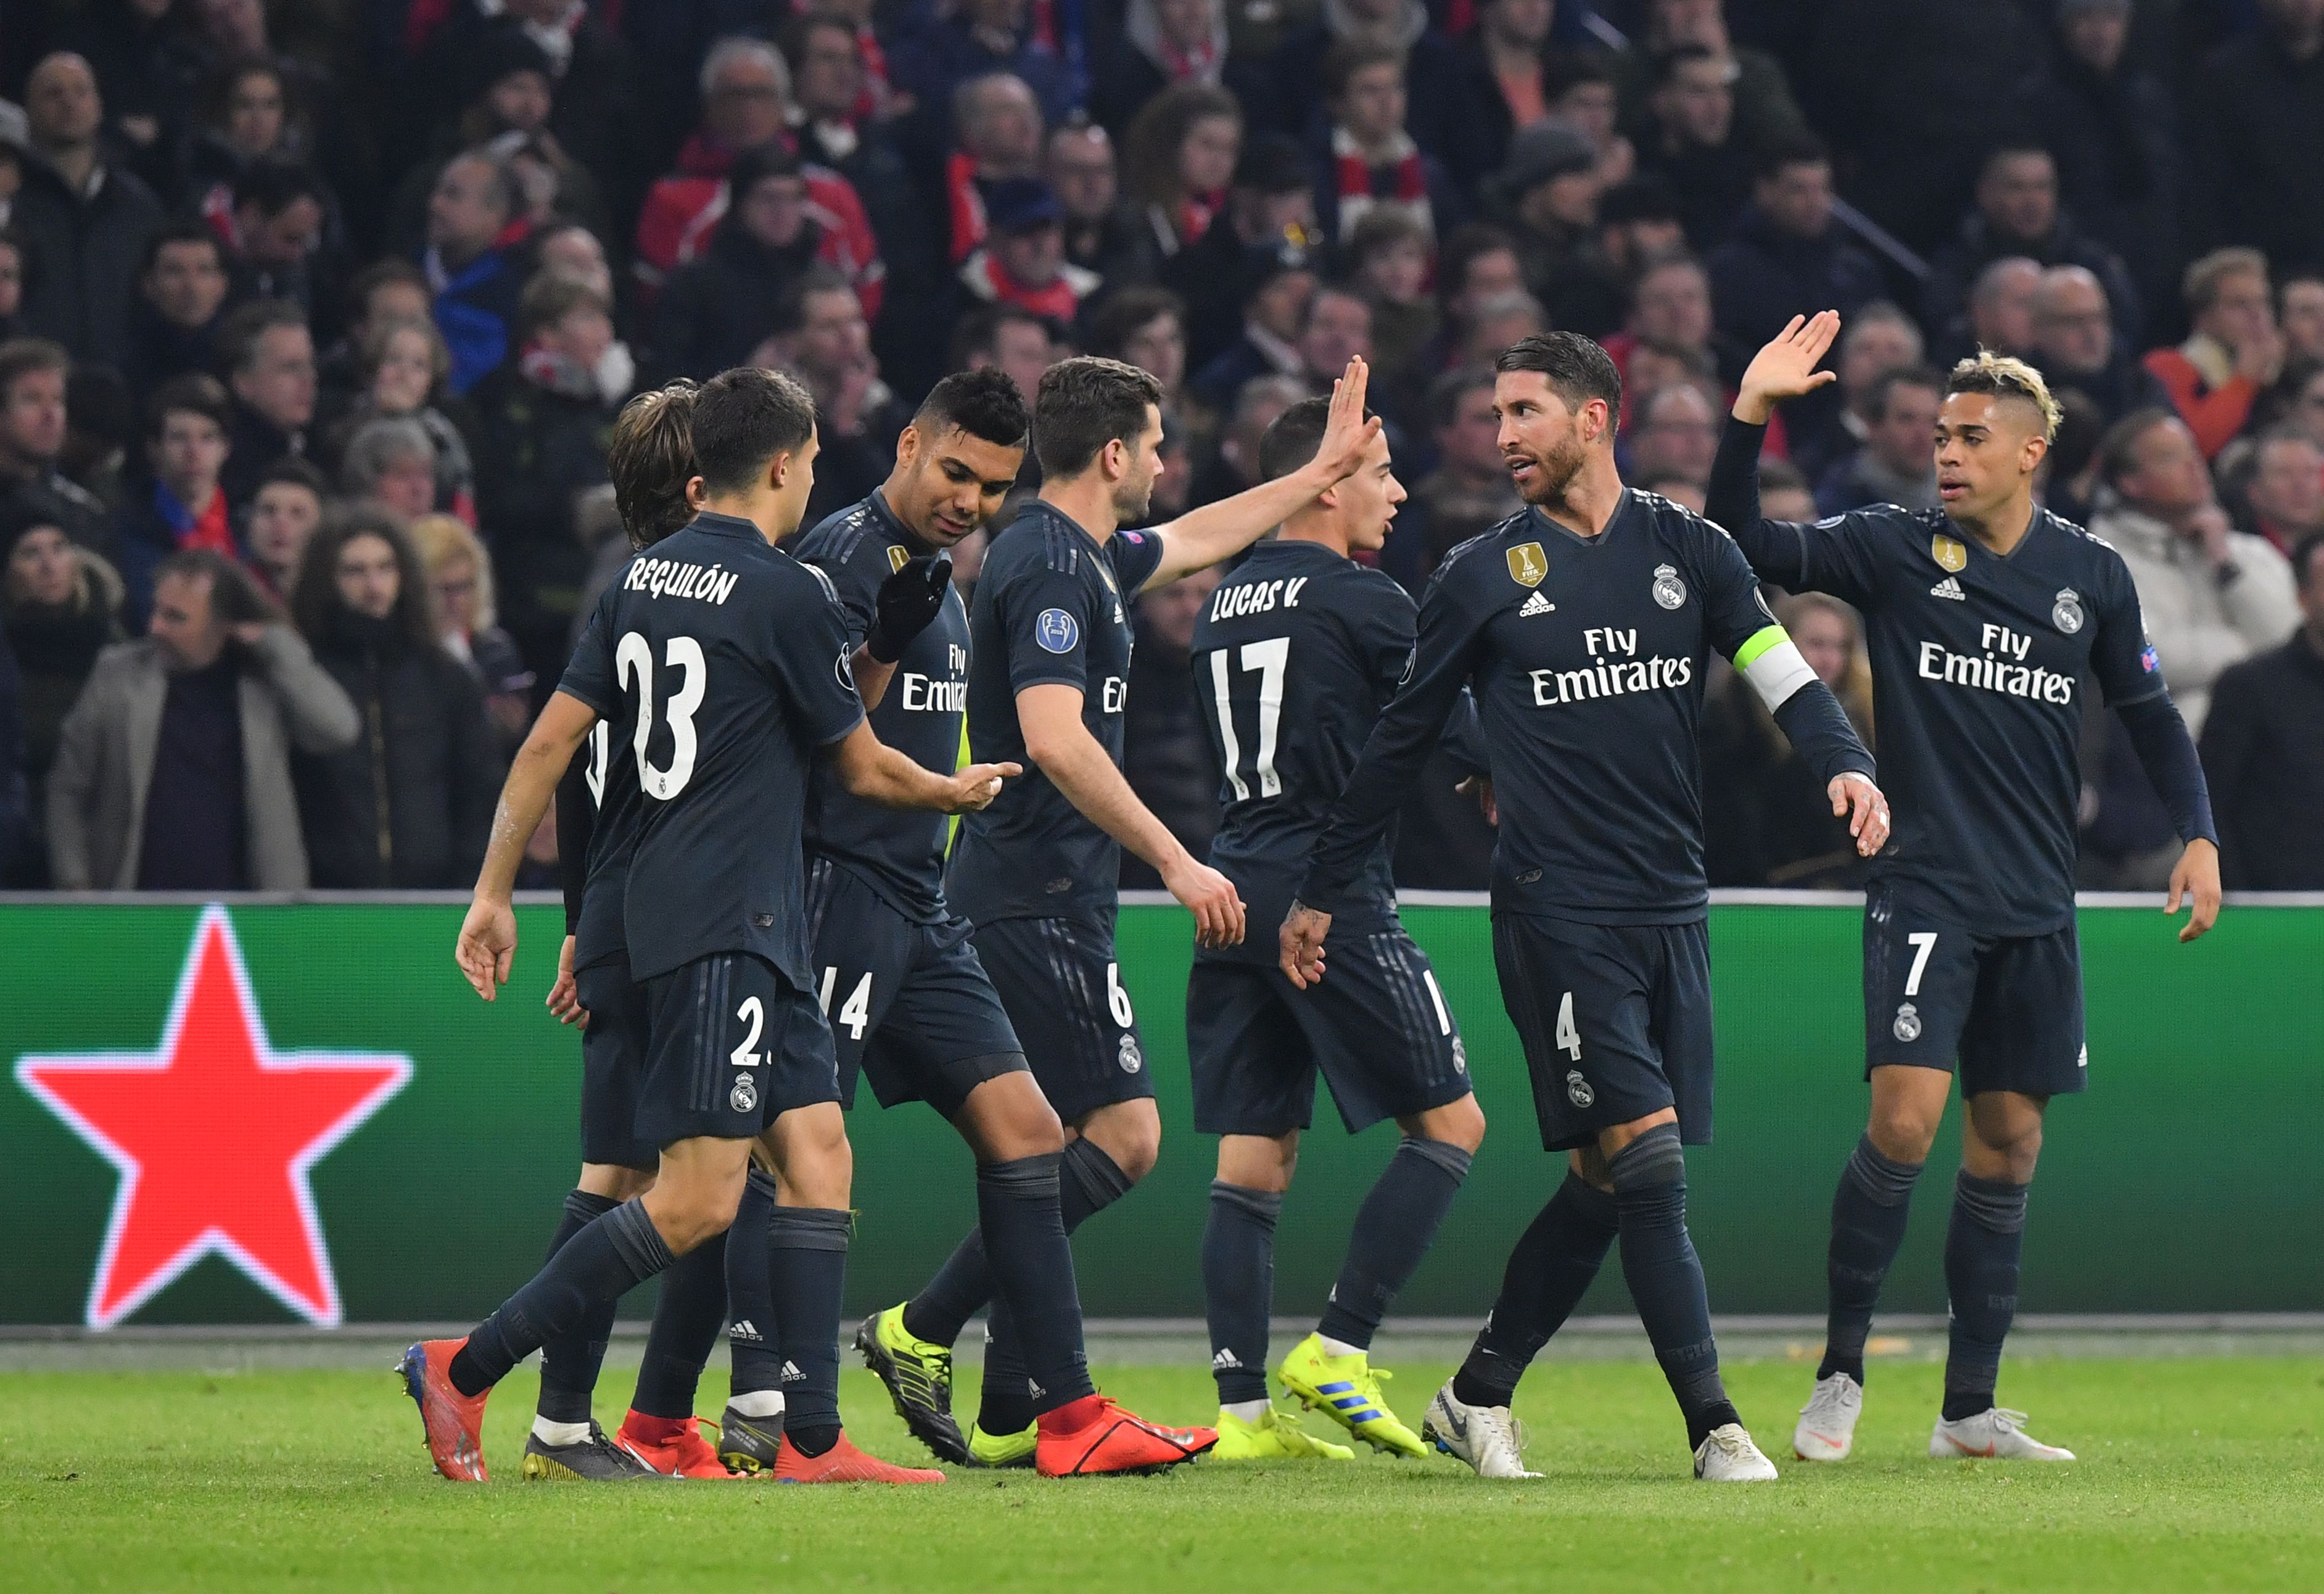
[398,1339,490,1482]
[1035,1395,1218,1477]
[771,1431,946,1484]
[616,1412,740,1479]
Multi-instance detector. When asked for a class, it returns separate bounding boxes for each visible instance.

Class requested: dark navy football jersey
[558,511,866,985]
[1303,491,1872,925]
[794,491,970,923]
[1718,491,2164,935]
[947,500,1166,927]
[1193,539,1417,961]
[569,696,646,972]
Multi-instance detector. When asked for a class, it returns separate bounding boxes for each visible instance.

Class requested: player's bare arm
[458,690,598,1002]
[2167,836,2222,943]
[1733,311,1842,424]
[1017,682,1245,948]
[1829,772,1892,856]
[828,719,1018,813]
[545,935,588,1026]
[1140,358,1383,589]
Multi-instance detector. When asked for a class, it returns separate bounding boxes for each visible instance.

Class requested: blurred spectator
[2199,533,2324,889]
[2029,264,2169,431]
[469,273,620,672]
[407,512,533,750]
[181,58,313,227]
[1415,0,1573,189]
[12,54,165,370]
[1951,255,2042,365]
[1420,223,1522,372]
[1343,209,1437,386]
[2143,249,2285,460]
[1788,300,1922,482]
[1547,174,1683,339]
[1094,0,1256,136]
[1123,82,1243,265]
[1616,1,1808,154]
[760,268,904,528]
[1120,564,1223,888]
[782,11,936,305]
[1702,590,1875,888]
[125,223,229,390]
[1606,254,1731,418]
[1483,121,1602,309]
[46,547,356,891]
[2279,361,2324,453]
[891,0,1078,128]
[216,299,315,511]
[289,508,501,888]
[1085,286,1200,424]
[1754,457,1818,524]
[1815,366,1942,516]
[2041,389,2109,526]
[1457,288,1547,369]
[115,373,239,627]
[2009,0,2183,321]
[1186,371,1305,508]
[0,338,109,553]
[1634,43,1757,249]
[1384,365,1519,591]
[217,158,331,323]
[1185,244,1313,410]
[2279,269,2324,370]
[1627,381,1720,495]
[956,179,1100,324]
[328,316,476,524]
[1923,142,2142,359]
[951,300,1057,403]
[340,416,439,522]
[1295,283,1375,398]
[1548,51,1636,192]
[3,496,124,883]
[940,73,1047,269]
[1311,39,1458,244]
[1168,131,1321,369]
[319,260,431,414]
[0,230,23,341]
[1707,133,1881,356]
[1047,120,1153,286]
[243,456,326,603]
[422,150,528,395]
[653,145,830,380]
[47,0,184,196]
[2090,408,2301,732]
[2240,427,2324,557]
[1265,0,1456,142]
[2190,0,2324,275]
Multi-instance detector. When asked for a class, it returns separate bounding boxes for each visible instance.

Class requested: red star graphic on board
[15,906,410,1328]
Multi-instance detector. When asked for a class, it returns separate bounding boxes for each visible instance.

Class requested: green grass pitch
[5,1356,2320,1591]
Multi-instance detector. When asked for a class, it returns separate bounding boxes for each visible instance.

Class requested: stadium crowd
[0,0,2319,898]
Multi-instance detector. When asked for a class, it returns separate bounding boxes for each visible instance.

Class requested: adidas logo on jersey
[730,1319,762,1342]
[1518,590,1556,617]
[1211,1348,1243,1371]
[1930,576,1966,601]
[780,1360,806,1383]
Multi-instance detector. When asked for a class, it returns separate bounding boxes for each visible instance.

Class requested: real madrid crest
[1117,1033,1143,1073]
[1506,542,1547,587]
[731,1072,759,1113]
[2051,587,2085,634]
[1651,562,1686,609]
[1892,1002,1922,1044]
[1564,1070,1594,1108]
[1932,534,1968,572]
[886,544,910,573]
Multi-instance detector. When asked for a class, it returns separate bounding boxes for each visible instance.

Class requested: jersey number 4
[1208,637,1289,801]
[616,632,707,798]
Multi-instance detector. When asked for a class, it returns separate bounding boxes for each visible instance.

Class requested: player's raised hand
[1279,899,1332,988]
[942,761,1022,812]
[1311,355,1382,483]
[456,896,518,1001]
[2165,837,2222,943]
[1165,856,1246,948]
[1829,771,1890,856]
[867,555,954,664]
[1735,312,1841,424]
[546,934,589,1026]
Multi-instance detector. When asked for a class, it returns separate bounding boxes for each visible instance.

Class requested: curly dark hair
[290,504,437,652]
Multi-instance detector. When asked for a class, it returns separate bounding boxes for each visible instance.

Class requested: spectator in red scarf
[1094,0,1260,136]
[1047,118,1156,286]
[955,178,1100,325]
[115,373,241,627]
[1121,82,1242,266]
[941,72,1047,267]
[1310,39,1461,244]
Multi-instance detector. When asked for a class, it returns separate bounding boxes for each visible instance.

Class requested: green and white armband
[1734,624,1817,711]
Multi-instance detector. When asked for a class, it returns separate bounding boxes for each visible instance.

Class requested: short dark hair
[256,455,329,500]
[691,366,817,497]
[608,381,700,547]
[0,336,70,401]
[1438,223,1518,308]
[1032,357,1163,479]
[1870,364,1945,421]
[1757,458,1810,497]
[1322,38,1404,102]
[950,302,1050,369]
[147,372,233,439]
[219,299,308,374]
[1650,41,1720,88]
[1257,395,1362,482]
[1082,286,1185,364]
[1755,130,1829,184]
[1494,332,1622,422]
[155,547,278,625]
[2097,406,2181,488]
[139,221,223,279]
[915,368,1030,450]
[1543,51,1615,101]
[232,157,326,218]
[770,265,857,339]
[1427,364,1495,429]
[519,270,609,339]
[292,503,437,651]
[349,258,429,319]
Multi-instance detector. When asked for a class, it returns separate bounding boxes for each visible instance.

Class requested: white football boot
[1792,1371,1865,1462]
[1693,1423,1780,1481]
[1930,1408,2075,1460]
[1422,1380,1541,1479]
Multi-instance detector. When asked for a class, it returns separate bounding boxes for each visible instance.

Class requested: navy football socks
[722,1169,785,1406]
[452,1197,675,1397]
[630,1226,727,1419]
[1820,1135,1926,1384]
[1607,1126,1738,1450]
[1452,1171,1618,1410]
[1942,1171,2028,1421]
[534,1188,621,1424]
[905,1138,1134,1347]
[1203,1180,1283,1406]
[973,1154,1095,1416]
[767,1205,852,1454]
[1317,1137,1473,1350]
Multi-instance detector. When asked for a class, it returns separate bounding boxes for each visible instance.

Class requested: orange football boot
[616,1412,740,1479]
[771,1431,946,1484]
[1035,1395,1218,1477]
[399,1339,490,1482]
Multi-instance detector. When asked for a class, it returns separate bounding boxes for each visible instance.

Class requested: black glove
[864,555,954,664]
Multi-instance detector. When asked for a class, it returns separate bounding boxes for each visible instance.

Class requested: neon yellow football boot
[963,1419,1037,1469]
[1209,1404,1356,1461]
[1275,1332,1425,1457]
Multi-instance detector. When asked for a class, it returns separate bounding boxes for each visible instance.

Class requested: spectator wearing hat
[1165,129,1321,367]
[2,495,123,883]
[2145,249,2286,460]
[11,54,166,370]
[421,149,530,396]
[243,456,326,605]
[1483,120,1603,310]
[124,223,231,392]
[46,546,356,891]
[1310,39,1461,244]
[653,145,834,381]
[216,299,315,513]
[0,338,110,556]
[956,176,1101,323]
[115,373,242,629]
[2200,532,2324,890]
[407,511,532,753]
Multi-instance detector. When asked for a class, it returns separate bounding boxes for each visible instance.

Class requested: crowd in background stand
[1,0,2320,898]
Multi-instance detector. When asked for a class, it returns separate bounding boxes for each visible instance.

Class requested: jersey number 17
[1208,637,1289,802]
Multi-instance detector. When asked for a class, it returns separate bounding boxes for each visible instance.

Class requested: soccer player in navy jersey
[1284,332,1892,1482]
[404,368,1015,1484]
[1709,314,2220,1463]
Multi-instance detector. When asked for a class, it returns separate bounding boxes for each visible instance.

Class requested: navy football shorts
[805,857,1029,1119]
[1862,879,2087,1097]
[638,951,839,1145]
[1491,912,1715,1152]
[1186,923,1472,1138]
[968,914,1155,1125]
[575,952,656,1171]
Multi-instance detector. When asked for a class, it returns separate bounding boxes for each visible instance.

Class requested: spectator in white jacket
[2087,407,2301,733]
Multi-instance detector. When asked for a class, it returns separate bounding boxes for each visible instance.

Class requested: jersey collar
[863,489,941,558]
[690,510,768,543]
[1527,492,1631,550]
